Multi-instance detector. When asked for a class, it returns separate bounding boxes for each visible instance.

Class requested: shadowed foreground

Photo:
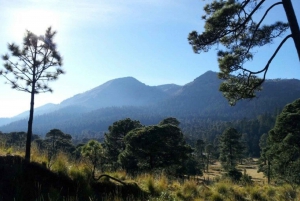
[0,155,146,200]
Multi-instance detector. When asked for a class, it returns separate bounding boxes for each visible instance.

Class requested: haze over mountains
[1,71,300,137]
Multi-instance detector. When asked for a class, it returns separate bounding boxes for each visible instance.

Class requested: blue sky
[0,0,299,118]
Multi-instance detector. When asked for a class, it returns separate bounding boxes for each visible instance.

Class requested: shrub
[177,180,199,200]
[210,193,224,201]
[156,174,168,193]
[146,175,158,195]
[250,187,266,201]
[51,154,69,176]
[225,168,242,181]
[216,183,228,196]
[240,172,253,185]
[278,184,297,201]
[264,186,276,199]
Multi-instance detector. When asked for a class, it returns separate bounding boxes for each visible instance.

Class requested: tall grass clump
[210,193,224,201]
[136,173,168,196]
[108,170,128,181]
[261,185,276,200]
[148,191,178,201]
[215,182,230,199]
[156,174,169,193]
[230,186,247,201]
[31,143,52,166]
[278,184,298,201]
[176,179,200,200]
[249,186,267,201]
[146,174,157,195]
[51,153,70,175]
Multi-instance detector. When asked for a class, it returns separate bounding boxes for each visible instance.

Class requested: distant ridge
[59,76,169,109]
[1,71,300,136]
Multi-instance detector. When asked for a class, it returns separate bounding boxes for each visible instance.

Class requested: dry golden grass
[238,158,266,184]
[201,158,266,184]
[3,147,299,201]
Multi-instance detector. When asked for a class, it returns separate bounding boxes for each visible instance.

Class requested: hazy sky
[0,0,300,118]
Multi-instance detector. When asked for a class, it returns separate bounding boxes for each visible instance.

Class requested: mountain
[0,103,59,127]
[155,84,181,95]
[1,71,300,137]
[154,71,300,118]
[0,77,171,127]
[60,77,170,110]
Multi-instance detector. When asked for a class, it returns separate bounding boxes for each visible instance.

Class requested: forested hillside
[0,71,299,150]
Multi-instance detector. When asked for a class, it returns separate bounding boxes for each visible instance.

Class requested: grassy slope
[0,147,299,201]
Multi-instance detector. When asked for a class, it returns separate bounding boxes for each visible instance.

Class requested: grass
[202,159,266,184]
[1,146,300,201]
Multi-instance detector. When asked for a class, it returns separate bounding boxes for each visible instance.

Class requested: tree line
[2,97,300,185]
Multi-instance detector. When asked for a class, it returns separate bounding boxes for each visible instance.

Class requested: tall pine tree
[219,127,244,171]
[189,0,300,105]
[0,27,64,161]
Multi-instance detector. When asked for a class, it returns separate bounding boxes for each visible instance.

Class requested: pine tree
[188,0,300,105]
[103,118,142,169]
[219,127,244,170]
[0,27,64,161]
[265,99,300,184]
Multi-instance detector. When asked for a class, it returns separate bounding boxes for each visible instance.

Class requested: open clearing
[202,158,266,183]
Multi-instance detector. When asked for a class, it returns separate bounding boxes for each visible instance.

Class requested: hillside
[1,71,300,138]
[60,76,170,109]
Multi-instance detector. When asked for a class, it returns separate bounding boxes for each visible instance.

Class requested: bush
[278,184,297,201]
[177,180,199,200]
[225,168,242,181]
[210,193,224,201]
[240,172,253,185]
[250,187,266,201]
[51,155,69,176]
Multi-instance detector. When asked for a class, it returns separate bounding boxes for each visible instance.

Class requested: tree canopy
[34,129,74,168]
[188,0,300,105]
[103,118,142,168]
[81,140,105,179]
[219,127,244,170]
[263,99,300,184]
[119,122,192,173]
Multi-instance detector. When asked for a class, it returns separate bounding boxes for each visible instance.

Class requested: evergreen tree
[159,117,180,127]
[119,122,192,173]
[219,127,244,170]
[195,139,206,170]
[0,27,64,161]
[188,0,300,105]
[264,99,300,184]
[35,129,74,168]
[103,118,142,168]
[205,144,213,173]
[81,140,105,180]
[258,133,273,184]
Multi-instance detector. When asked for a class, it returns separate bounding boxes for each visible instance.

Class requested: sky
[0,0,299,118]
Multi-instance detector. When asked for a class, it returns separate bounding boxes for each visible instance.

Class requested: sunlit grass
[2,147,300,201]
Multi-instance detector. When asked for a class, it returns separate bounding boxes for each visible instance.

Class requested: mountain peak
[184,71,219,87]
[197,70,217,79]
[103,76,144,87]
[60,76,168,109]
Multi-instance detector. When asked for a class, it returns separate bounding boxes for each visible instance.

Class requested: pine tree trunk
[267,160,271,184]
[206,154,209,173]
[282,0,300,61]
[25,45,37,162]
[25,90,35,162]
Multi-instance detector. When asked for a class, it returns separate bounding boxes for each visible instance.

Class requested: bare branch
[261,34,292,78]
